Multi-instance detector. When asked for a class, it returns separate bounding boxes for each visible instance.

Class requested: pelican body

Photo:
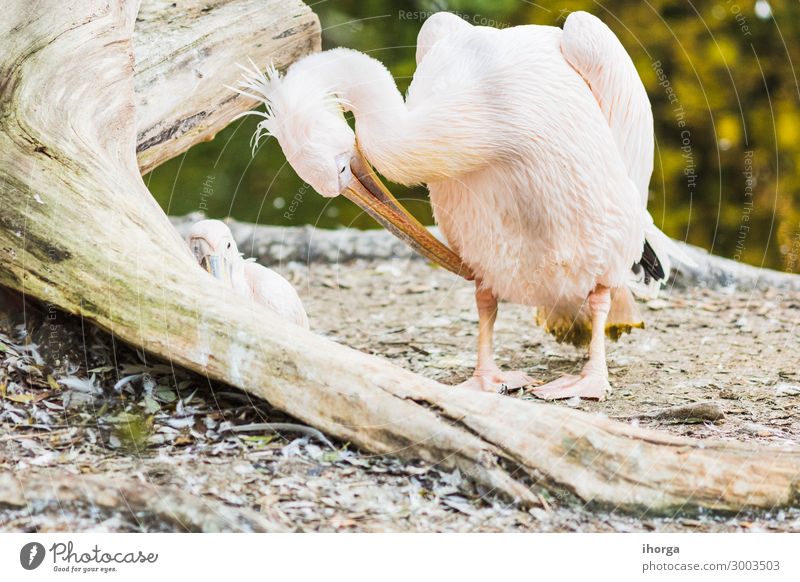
[237,11,677,398]
[187,220,309,328]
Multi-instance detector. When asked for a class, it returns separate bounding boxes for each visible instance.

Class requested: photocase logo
[20,542,46,570]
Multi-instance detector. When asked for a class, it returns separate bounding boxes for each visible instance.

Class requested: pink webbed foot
[458,369,534,393]
[532,372,610,401]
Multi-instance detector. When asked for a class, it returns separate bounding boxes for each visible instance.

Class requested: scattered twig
[619,402,726,424]
[224,422,336,450]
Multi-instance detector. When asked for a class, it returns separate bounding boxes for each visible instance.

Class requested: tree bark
[0,472,287,532]
[134,0,320,173]
[1,0,799,514]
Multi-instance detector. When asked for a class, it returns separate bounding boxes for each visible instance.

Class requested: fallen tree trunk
[169,213,800,292]
[0,472,285,532]
[1,0,799,514]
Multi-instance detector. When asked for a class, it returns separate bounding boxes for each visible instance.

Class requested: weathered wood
[1,0,799,514]
[671,240,800,291]
[0,471,285,532]
[169,213,800,292]
[134,0,320,173]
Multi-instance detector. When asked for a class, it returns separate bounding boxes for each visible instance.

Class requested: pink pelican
[187,219,309,328]
[235,11,681,399]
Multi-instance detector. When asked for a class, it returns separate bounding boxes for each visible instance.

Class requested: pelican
[187,219,309,328]
[235,11,683,399]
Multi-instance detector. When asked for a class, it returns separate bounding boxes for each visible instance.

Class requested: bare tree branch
[134,0,320,173]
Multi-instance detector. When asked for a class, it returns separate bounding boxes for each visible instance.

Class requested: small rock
[232,462,255,475]
[646,299,669,310]
[566,396,582,407]
[429,355,471,369]
[774,383,800,397]
[375,263,402,276]
[741,422,779,437]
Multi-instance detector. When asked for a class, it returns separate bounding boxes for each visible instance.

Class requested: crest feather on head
[229,58,350,158]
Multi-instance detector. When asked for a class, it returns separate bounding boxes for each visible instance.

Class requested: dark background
[145,0,800,271]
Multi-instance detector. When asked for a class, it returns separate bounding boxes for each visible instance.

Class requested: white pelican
[187,219,309,328]
[235,11,681,399]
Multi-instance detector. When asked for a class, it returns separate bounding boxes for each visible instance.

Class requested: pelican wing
[561,11,653,206]
[244,262,309,329]
[560,12,697,297]
[415,12,472,66]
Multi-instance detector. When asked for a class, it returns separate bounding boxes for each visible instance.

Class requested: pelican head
[233,61,354,198]
[186,219,239,284]
[268,89,355,198]
[232,57,471,278]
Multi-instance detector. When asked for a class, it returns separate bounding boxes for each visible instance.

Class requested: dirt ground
[1,257,799,532]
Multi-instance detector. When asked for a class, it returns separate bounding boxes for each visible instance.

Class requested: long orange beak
[342,148,473,280]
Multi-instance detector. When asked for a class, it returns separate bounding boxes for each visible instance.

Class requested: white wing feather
[244,262,309,329]
[561,11,653,205]
[561,12,694,296]
[415,12,472,66]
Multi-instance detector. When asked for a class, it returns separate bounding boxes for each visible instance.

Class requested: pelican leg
[458,281,533,393]
[533,285,612,401]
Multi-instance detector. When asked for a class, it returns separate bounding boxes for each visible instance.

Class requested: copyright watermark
[398,10,510,29]
[19,541,159,575]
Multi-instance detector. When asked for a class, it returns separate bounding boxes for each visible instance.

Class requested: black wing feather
[632,239,665,284]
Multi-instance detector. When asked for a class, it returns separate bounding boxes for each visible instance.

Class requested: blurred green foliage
[146,0,800,271]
